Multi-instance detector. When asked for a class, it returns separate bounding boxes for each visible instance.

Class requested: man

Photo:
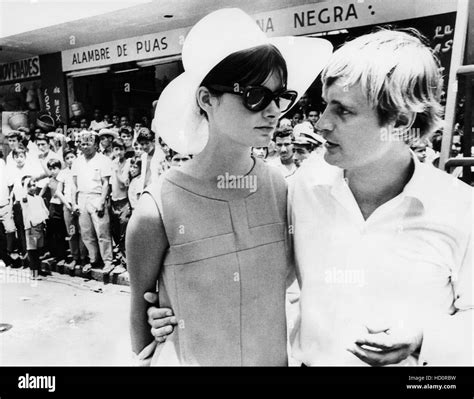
[289,29,472,366]
[109,138,130,272]
[120,128,135,159]
[89,109,106,132]
[98,128,118,158]
[268,127,297,178]
[33,133,62,199]
[136,128,165,192]
[292,132,321,168]
[146,29,473,367]
[72,131,114,274]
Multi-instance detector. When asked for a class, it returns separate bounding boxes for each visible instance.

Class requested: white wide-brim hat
[152,8,333,155]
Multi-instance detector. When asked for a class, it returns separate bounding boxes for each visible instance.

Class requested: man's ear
[394,112,416,134]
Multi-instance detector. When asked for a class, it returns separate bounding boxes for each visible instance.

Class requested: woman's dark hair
[199,44,288,117]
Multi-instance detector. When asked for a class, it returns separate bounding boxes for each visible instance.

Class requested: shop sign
[0,56,41,83]
[253,0,458,36]
[62,27,188,72]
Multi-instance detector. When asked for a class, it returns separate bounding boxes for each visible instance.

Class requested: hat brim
[153,37,332,155]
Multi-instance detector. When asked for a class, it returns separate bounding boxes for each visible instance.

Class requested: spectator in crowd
[79,118,89,130]
[72,131,114,274]
[268,127,297,178]
[18,127,39,159]
[98,128,118,158]
[293,92,314,119]
[103,113,112,127]
[7,146,41,265]
[292,132,320,168]
[39,158,67,262]
[20,176,49,279]
[110,138,131,269]
[409,137,429,163]
[5,130,22,170]
[169,152,191,168]
[120,128,135,159]
[120,116,130,129]
[291,112,303,127]
[0,157,16,267]
[56,148,88,267]
[127,157,142,213]
[89,109,106,132]
[34,133,62,202]
[307,108,320,129]
[251,146,268,161]
[111,114,120,128]
[136,128,165,192]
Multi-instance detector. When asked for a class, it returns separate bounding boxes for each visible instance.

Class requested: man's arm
[126,193,169,355]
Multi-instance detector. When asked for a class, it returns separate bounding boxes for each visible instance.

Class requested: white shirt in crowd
[21,194,49,229]
[56,168,74,205]
[267,157,297,179]
[0,159,10,206]
[7,161,41,202]
[289,154,473,366]
[71,153,112,195]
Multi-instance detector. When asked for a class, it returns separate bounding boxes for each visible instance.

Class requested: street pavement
[1,265,301,366]
[0,265,132,366]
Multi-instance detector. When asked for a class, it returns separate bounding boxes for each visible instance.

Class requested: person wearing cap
[71,130,114,274]
[291,122,324,168]
[126,7,331,366]
[98,128,118,158]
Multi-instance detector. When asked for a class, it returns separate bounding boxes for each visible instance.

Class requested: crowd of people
[0,111,192,279]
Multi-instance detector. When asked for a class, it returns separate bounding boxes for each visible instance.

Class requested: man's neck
[84,152,96,161]
[345,147,413,219]
[281,156,294,166]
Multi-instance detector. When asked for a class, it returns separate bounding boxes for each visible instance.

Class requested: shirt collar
[324,151,436,210]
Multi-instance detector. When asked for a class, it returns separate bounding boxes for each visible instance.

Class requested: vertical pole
[439,0,470,170]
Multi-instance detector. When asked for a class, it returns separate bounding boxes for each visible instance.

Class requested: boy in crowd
[56,148,88,267]
[98,128,118,158]
[110,138,131,271]
[120,128,135,159]
[20,176,49,279]
[5,130,22,170]
[136,128,165,192]
[40,158,67,262]
[34,133,62,203]
[7,147,40,264]
[72,131,114,274]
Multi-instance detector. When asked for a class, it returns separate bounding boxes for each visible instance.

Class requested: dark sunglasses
[208,84,298,113]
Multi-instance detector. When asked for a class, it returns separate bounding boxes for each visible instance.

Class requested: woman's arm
[126,192,169,355]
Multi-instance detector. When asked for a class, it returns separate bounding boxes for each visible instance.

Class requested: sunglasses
[208,84,298,113]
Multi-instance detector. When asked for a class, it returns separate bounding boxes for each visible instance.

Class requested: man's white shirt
[288,154,473,366]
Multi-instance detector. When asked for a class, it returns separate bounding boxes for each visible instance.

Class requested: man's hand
[347,322,423,366]
[96,200,105,218]
[144,292,177,343]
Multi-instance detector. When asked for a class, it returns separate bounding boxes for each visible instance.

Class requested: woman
[126,8,331,366]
